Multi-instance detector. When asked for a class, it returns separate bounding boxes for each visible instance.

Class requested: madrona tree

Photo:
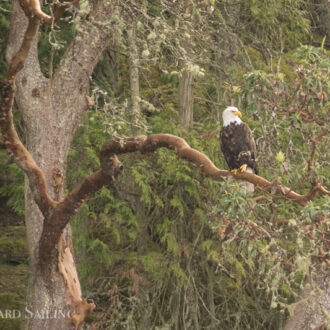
[1,0,329,329]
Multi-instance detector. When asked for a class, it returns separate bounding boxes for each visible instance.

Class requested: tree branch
[39,130,328,260]
[39,155,124,262]
[53,0,81,24]
[0,16,57,216]
[18,0,52,24]
[18,0,80,26]
[100,134,329,206]
[30,0,52,24]
[5,16,39,79]
[40,132,327,260]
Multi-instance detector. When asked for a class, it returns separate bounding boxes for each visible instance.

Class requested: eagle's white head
[222,106,242,127]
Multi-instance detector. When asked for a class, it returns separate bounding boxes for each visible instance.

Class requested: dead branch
[0,16,57,216]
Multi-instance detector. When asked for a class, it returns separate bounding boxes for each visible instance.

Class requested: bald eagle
[220,107,258,186]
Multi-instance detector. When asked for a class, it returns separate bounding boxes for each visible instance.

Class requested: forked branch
[39,155,124,260]
[0,16,57,216]
[46,133,327,241]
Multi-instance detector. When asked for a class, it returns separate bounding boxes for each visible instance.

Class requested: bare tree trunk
[128,23,152,257]
[128,22,140,132]
[206,264,217,329]
[7,5,70,328]
[6,1,113,328]
[308,0,330,47]
[171,286,181,330]
[179,68,194,129]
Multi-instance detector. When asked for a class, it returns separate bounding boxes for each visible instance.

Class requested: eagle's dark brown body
[220,122,258,174]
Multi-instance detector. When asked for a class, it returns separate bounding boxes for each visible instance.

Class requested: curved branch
[30,0,52,24]
[18,0,52,24]
[40,133,329,261]
[0,17,57,216]
[319,186,330,196]
[39,155,124,261]
[18,0,80,26]
[5,16,39,79]
[101,134,329,206]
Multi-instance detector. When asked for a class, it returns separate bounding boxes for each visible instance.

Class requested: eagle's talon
[240,164,247,173]
[231,169,238,175]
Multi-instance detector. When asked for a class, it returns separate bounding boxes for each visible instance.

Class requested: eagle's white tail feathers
[241,166,254,193]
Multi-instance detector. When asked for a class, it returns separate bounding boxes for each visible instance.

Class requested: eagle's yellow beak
[235,111,242,118]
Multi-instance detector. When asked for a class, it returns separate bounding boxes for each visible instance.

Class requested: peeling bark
[2,1,329,329]
[2,0,115,328]
[58,237,96,330]
[40,155,123,262]
[100,134,329,206]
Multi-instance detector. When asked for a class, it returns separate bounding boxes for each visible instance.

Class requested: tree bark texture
[284,272,329,330]
[309,0,330,47]
[100,134,329,206]
[179,69,194,129]
[6,1,113,328]
[128,22,140,123]
[3,2,329,329]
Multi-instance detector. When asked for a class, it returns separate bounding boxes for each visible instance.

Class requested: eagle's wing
[220,123,258,174]
[239,123,258,174]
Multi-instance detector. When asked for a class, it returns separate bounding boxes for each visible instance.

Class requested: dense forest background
[0,0,329,329]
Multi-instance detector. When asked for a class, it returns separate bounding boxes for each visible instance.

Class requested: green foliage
[88,238,112,267]
[0,0,11,81]
[67,111,108,187]
[238,46,329,185]
[0,160,25,216]
[71,185,139,285]
[302,197,330,219]
[68,38,329,328]
[239,0,309,52]
[0,226,28,330]
[0,238,27,264]
[38,10,75,77]
[1,1,328,328]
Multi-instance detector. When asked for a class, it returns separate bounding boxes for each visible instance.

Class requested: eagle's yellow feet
[231,169,238,175]
[240,164,247,173]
